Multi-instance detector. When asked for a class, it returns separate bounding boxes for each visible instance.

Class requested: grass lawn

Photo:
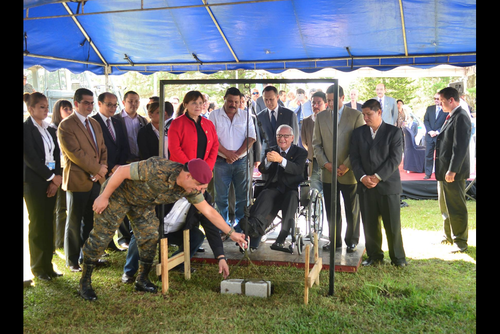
[23,200,476,333]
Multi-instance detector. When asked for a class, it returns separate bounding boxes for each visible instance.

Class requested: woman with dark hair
[168,90,218,169]
[137,102,168,160]
[23,92,63,281]
[165,91,230,277]
[50,99,73,250]
[51,99,73,127]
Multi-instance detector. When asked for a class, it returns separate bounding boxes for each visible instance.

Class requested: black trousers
[65,182,101,267]
[24,181,56,276]
[424,136,437,176]
[359,189,406,265]
[438,180,468,246]
[323,182,361,247]
[250,187,298,244]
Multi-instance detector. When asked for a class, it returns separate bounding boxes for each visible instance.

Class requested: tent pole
[328,80,339,296]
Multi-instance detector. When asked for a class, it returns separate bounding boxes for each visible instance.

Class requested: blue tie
[271,109,277,134]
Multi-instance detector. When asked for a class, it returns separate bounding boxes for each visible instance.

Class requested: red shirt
[168,114,219,170]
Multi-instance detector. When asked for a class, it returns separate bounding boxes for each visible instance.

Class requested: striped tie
[106,119,116,142]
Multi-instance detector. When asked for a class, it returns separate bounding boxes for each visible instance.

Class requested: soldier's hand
[92,195,109,215]
[230,232,248,250]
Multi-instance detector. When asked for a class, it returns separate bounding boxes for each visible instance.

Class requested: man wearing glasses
[93,92,129,178]
[423,93,447,179]
[240,125,308,253]
[58,88,108,272]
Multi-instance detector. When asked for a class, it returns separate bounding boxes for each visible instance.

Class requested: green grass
[24,200,476,333]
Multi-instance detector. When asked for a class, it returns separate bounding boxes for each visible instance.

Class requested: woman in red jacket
[168,91,219,170]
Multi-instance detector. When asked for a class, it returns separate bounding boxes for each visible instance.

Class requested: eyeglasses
[252,92,259,95]
[104,103,118,108]
[276,134,292,139]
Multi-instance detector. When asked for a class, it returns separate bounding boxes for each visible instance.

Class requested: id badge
[47,161,56,170]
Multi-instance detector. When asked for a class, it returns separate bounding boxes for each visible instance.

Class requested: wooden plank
[161,238,169,294]
[304,244,310,305]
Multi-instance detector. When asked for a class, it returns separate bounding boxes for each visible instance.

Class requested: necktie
[106,119,116,142]
[379,98,383,111]
[445,114,450,121]
[270,109,277,134]
[436,107,441,120]
[85,119,98,154]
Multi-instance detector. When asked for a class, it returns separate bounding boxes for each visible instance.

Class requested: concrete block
[245,280,271,298]
[220,279,271,298]
[221,279,244,295]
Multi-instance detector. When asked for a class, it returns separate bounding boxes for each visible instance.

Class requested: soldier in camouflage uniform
[79,157,248,300]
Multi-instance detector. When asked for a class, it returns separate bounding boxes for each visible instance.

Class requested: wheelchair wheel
[296,234,304,255]
[307,190,324,241]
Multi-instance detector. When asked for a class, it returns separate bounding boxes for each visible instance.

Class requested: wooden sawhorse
[155,229,191,294]
[304,233,322,305]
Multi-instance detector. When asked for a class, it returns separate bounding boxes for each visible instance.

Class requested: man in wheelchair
[240,125,308,253]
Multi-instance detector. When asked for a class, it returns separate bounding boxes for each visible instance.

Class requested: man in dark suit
[240,125,308,253]
[94,92,130,251]
[350,99,407,267]
[435,87,471,253]
[423,93,447,179]
[93,92,129,176]
[256,85,299,160]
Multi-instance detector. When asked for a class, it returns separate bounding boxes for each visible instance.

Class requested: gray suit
[373,95,398,126]
[312,106,364,247]
[312,106,365,184]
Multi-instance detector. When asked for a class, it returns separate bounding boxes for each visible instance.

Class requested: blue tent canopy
[23,0,476,75]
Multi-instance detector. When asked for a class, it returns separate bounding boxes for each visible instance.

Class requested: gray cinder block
[221,279,271,298]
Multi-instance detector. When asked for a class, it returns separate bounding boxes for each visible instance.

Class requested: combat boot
[135,260,158,293]
[79,262,98,301]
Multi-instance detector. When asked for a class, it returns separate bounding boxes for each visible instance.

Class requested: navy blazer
[256,106,299,159]
[350,122,403,195]
[435,107,471,181]
[258,144,308,192]
[23,117,61,184]
[92,113,129,174]
[423,105,447,141]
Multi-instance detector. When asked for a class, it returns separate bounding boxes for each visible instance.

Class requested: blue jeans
[214,156,249,228]
[123,228,205,276]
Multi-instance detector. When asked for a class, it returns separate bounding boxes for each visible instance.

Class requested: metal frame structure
[158,78,339,295]
[23,1,476,75]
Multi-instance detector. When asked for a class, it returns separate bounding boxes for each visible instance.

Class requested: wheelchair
[252,160,325,254]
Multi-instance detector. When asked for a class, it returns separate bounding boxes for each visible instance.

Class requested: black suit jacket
[92,113,128,174]
[258,144,307,192]
[423,105,447,142]
[256,106,298,158]
[23,117,61,184]
[435,107,471,181]
[137,123,160,160]
[350,122,403,195]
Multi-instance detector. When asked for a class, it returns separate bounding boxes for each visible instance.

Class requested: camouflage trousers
[82,186,159,263]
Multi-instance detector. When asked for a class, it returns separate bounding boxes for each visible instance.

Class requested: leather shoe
[69,264,82,272]
[48,270,63,278]
[362,258,383,266]
[270,242,293,254]
[36,273,52,281]
[121,273,135,284]
[346,244,357,253]
[391,261,408,267]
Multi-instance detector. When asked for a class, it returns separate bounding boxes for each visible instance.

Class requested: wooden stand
[304,233,322,305]
[155,229,191,294]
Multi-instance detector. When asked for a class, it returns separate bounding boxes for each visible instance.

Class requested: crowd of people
[23,79,473,300]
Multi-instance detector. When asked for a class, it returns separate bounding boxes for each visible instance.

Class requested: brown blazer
[58,112,108,192]
[300,114,315,177]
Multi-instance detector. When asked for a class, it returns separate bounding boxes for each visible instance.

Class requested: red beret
[187,158,212,184]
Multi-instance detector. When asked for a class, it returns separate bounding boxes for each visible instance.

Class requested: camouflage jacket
[115,156,205,207]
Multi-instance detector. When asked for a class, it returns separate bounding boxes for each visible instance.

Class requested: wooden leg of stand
[161,238,169,294]
[304,244,310,305]
[183,229,191,280]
